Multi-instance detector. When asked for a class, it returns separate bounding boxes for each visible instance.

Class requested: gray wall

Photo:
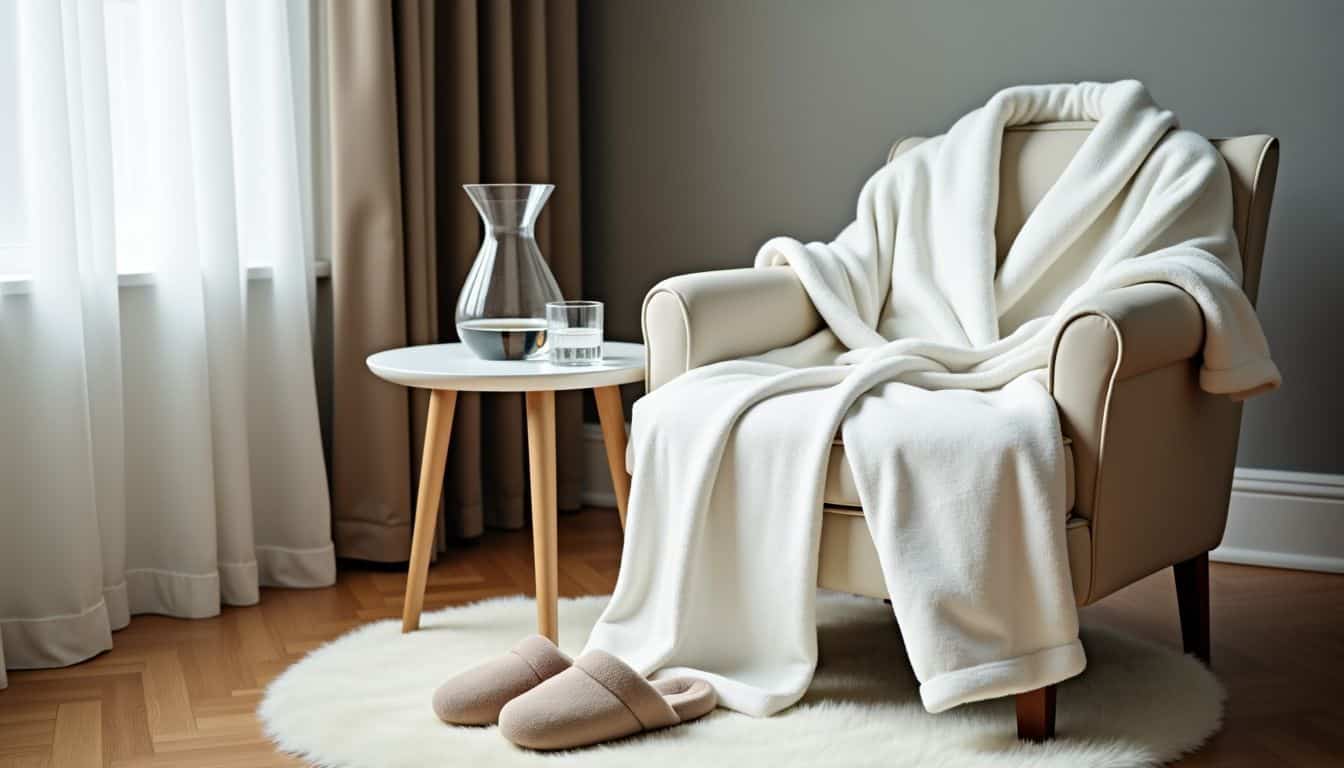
[579,0,1344,473]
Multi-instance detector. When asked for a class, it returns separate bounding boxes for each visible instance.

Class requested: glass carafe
[455,184,564,360]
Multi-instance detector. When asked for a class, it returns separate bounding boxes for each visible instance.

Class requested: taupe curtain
[326,0,584,561]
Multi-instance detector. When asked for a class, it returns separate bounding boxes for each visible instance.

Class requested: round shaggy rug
[261,593,1223,767]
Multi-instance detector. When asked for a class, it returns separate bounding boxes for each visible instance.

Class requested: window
[103,0,152,275]
[0,0,150,277]
[1,0,325,284]
[0,0,25,276]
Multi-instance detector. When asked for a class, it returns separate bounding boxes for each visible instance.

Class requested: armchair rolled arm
[1049,282,1241,603]
[1050,282,1205,388]
[642,266,823,390]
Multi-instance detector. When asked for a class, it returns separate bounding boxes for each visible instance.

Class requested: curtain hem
[333,518,413,563]
[0,600,114,671]
[125,569,225,619]
[258,541,338,588]
[105,581,130,630]
[0,538,335,681]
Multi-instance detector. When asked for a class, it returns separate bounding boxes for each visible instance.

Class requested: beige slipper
[432,635,571,725]
[498,650,717,750]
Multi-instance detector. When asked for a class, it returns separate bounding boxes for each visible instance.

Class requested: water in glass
[546,300,603,366]
[549,327,603,365]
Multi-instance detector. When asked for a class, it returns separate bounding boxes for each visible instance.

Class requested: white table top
[366,341,646,392]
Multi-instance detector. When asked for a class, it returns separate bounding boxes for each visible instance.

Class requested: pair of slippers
[433,635,717,751]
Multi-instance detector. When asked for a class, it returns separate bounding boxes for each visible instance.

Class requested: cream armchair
[639,124,1279,741]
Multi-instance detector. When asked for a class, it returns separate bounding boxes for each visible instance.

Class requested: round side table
[366,341,644,643]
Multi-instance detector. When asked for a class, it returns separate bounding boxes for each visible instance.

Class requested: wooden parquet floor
[0,506,1339,766]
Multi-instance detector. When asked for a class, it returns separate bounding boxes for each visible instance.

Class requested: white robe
[583,81,1279,716]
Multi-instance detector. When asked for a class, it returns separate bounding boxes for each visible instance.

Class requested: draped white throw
[0,0,333,688]
[585,82,1279,716]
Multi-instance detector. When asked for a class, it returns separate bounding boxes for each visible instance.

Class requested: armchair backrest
[888,124,1279,305]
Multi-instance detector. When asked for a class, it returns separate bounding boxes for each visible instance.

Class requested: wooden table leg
[593,385,632,529]
[401,389,457,633]
[525,390,559,643]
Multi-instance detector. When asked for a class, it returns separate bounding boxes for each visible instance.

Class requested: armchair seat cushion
[823,436,1075,512]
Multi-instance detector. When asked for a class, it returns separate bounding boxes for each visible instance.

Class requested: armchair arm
[642,266,823,390]
[1051,282,1205,385]
[1050,282,1241,603]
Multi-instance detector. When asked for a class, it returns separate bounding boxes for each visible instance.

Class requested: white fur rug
[261,593,1223,767]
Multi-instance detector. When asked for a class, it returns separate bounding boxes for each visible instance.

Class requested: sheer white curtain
[0,0,333,688]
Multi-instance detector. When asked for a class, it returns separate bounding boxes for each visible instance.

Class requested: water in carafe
[457,318,549,360]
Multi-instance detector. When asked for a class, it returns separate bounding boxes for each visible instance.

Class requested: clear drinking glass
[546,301,603,366]
[455,184,564,360]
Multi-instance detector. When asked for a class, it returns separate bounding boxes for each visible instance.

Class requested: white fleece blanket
[583,81,1279,717]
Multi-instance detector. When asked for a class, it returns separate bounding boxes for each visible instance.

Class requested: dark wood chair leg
[1016,685,1056,741]
[1173,552,1211,665]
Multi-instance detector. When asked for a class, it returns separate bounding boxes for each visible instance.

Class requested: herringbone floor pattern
[0,507,1339,766]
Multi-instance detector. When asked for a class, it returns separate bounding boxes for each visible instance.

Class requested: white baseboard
[581,423,621,509]
[581,423,1344,574]
[1213,468,1344,573]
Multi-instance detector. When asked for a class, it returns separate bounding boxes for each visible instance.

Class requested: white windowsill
[0,261,331,297]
